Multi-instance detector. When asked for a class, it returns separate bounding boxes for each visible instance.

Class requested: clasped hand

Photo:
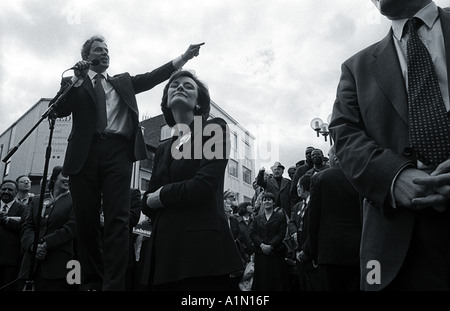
[394,160,450,211]
[260,243,273,255]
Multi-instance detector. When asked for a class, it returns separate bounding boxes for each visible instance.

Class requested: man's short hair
[1,179,18,189]
[81,35,106,60]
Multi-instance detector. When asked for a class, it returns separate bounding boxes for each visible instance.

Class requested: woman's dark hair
[237,202,252,216]
[261,192,275,202]
[299,174,311,192]
[161,70,211,127]
[47,166,63,193]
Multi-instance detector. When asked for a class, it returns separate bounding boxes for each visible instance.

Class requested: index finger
[193,42,205,47]
[413,173,450,187]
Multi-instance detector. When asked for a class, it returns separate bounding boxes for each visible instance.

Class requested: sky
[1,0,449,175]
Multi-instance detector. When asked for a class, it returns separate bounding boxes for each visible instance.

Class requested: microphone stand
[2,75,80,291]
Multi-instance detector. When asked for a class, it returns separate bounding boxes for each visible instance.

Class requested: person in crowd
[126,188,142,291]
[289,146,315,208]
[329,0,450,290]
[256,162,292,218]
[235,202,256,263]
[223,189,239,214]
[251,178,265,216]
[15,175,35,208]
[305,148,330,177]
[141,70,243,291]
[19,166,76,291]
[308,145,362,291]
[291,174,319,291]
[287,166,297,180]
[0,180,28,291]
[224,194,245,290]
[50,34,204,290]
[250,192,289,291]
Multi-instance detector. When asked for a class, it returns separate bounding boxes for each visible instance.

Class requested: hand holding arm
[145,187,164,209]
[392,168,435,209]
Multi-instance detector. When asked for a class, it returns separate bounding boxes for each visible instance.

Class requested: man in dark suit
[0,180,28,291]
[289,146,315,208]
[308,146,362,291]
[51,35,204,291]
[256,161,292,218]
[329,0,450,290]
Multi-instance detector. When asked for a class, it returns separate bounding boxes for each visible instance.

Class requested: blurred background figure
[0,180,28,291]
[19,166,77,291]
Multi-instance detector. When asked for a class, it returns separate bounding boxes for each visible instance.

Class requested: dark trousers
[0,264,19,291]
[385,208,450,291]
[297,261,320,291]
[69,136,133,291]
[318,264,360,291]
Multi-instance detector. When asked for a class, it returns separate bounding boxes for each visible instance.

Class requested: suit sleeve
[329,61,413,209]
[129,188,142,228]
[268,215,287,250]
[131,61,176,94]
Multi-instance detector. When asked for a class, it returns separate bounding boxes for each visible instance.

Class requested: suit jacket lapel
[279,178,288,191]
[109,75,139,116]
[82,76,96,104]
[370,29,409,125]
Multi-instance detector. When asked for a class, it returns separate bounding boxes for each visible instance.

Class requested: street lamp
[310,115,333,145]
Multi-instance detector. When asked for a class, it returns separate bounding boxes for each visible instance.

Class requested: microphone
[69,59,100,70]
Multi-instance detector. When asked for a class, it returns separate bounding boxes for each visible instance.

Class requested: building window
[243,166,252,184]
[228,159,238,178]
[231,132,238,159]
[245,131,250,144]
[160,124,172,141]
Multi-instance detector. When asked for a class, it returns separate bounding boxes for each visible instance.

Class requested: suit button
[403,147,413,156]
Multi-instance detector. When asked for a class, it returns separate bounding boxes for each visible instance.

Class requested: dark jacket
[141,117,244,285]
[53,62,176,175]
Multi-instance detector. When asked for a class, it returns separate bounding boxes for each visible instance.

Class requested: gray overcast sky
[1,0,449,174]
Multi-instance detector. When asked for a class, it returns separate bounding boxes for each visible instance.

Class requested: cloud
[2,0,449,173]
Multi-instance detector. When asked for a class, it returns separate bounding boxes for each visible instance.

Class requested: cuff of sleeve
[389,163,415,208]
[172,55,187,70]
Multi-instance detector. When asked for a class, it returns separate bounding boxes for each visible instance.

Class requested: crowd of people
[221,144,362,292]
[2,0,450,292]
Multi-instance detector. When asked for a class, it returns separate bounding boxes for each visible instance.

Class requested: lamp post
[310,115,333,145]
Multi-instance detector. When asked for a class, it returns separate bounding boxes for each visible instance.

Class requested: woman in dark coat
[19,166,76,290]
[141,70,243,291]
[250,192,289,291]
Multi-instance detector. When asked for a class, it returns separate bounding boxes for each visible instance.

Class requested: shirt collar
[391,1,438,40]
[88,70,108,81]
[1,200,12,210]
